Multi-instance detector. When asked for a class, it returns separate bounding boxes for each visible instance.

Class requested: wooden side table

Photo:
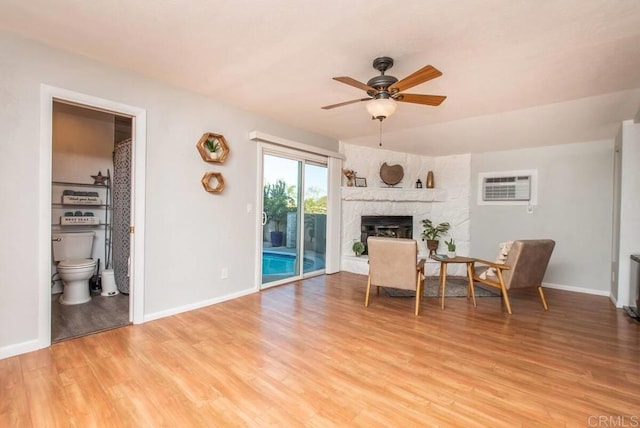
[430,255,477,309]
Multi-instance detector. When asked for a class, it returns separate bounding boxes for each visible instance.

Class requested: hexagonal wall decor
[197,132,229,163]
[201,172,225,193]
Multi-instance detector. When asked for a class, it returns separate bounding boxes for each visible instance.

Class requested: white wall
[615,120,640,306]
[0,31,337,357]
[471,140,615,294]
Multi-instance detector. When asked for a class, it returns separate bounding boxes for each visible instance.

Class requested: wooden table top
[429,255,476,263]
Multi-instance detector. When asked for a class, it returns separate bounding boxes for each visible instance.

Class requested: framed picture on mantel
[355,177,367,187]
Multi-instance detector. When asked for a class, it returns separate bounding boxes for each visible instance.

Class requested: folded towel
[74,211,83,216]
[62,190,76,196]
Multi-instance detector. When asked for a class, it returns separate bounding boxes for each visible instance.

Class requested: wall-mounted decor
[201,172,225,193]
[355,177,367,187]
[196,132,229,163]
[380,162,404,186]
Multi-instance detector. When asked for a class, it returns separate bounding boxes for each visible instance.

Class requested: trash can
[101,269,119,297]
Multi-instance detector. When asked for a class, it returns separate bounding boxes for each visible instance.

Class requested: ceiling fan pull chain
[379,120,383,147]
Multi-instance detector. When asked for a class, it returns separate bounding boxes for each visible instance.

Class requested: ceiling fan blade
[321,98,371,110]
[389,65,442,93]
[333,76,378,93]
[394,94,447,106]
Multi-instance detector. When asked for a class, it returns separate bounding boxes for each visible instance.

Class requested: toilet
[52,231,97,305]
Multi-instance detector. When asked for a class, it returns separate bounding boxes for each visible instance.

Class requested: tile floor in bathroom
[51,291,130,342]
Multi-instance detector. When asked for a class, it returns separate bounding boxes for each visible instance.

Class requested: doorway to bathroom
[50,101,133,342]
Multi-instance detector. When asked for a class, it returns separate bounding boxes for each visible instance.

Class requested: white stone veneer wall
[340,143,471,276]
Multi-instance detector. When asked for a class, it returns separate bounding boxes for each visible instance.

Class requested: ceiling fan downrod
[367,57,398,96]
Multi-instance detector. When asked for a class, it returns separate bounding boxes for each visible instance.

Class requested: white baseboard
[542,282,610,297]
[0,338,47,360]
[143,287,257,323]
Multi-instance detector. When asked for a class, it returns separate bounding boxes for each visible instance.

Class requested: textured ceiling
[1,0,640,154]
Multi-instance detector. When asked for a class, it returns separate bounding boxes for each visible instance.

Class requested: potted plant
[421,218,451,255]
[263,180,294,247]
[342,168,356,187]
[352,240,365,256]
[445,238,456,258]
[204,136,220,159]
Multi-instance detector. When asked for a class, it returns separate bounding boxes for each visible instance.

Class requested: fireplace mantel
[341,187,446,202]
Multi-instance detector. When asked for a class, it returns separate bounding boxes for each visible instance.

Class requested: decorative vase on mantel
[426,171,434,189]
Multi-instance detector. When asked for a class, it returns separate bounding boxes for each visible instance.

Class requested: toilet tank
[52,231,95,262]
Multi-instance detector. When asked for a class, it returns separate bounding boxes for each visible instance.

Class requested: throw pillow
[479,241,513,280]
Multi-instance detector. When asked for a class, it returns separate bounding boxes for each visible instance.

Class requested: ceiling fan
[322,56,446,120]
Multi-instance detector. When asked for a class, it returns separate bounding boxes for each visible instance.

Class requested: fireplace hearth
[360,215,413,255]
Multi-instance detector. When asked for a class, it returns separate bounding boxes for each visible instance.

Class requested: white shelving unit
[51,181,111,267]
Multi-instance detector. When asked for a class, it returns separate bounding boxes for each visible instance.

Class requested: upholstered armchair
[471,239,555,314]
[365,237,426,315]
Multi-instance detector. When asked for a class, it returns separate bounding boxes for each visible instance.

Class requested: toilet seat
[58,258,96,269]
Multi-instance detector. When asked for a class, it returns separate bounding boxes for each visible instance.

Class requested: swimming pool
[262,252,316,275]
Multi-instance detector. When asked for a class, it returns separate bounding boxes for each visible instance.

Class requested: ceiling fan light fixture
[366,97,397,121]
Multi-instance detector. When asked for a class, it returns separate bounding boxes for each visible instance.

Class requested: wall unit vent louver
[483,176,531,201]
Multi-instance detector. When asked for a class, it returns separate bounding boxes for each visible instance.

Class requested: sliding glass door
[303,162,327,274]
[261,151,327,287]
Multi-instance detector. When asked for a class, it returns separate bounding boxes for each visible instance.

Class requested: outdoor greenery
[304,186,327,214]
[263,180,295,232]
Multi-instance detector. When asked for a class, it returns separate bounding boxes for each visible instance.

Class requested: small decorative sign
[60,216,100,225]
[62,195,101,205]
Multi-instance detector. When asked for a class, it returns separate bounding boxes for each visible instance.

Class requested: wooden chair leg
[414,274,423,316]
[365,276,372,307]
[496,270,512,314]
[466,263,476,307]
[440,262,448,310]
[538,286,549,310]
[501,286,512,315]
[376,286,380,296]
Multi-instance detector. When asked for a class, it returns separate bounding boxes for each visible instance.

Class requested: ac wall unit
[482,176,531,201]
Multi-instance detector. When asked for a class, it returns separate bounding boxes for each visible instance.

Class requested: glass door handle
[261,212,267,226]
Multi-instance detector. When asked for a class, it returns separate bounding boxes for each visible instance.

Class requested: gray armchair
[471,239,555,314]
[365,237,426,315]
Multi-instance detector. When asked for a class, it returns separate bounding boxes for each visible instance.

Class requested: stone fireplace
[360,215,413,254]
[339,143,472,277]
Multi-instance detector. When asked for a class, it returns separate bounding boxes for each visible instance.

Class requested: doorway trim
[38,85,147,350]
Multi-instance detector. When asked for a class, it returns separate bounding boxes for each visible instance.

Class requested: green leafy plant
[445,238,456,252]
[204,137,220,153]
[263,180,295,232]
[420,219,451,240]
[352,240,365,256]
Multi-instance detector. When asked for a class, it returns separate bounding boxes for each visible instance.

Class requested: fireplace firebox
[360,215,413,255]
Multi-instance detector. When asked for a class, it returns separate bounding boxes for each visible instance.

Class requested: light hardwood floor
[2,272,639,427]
